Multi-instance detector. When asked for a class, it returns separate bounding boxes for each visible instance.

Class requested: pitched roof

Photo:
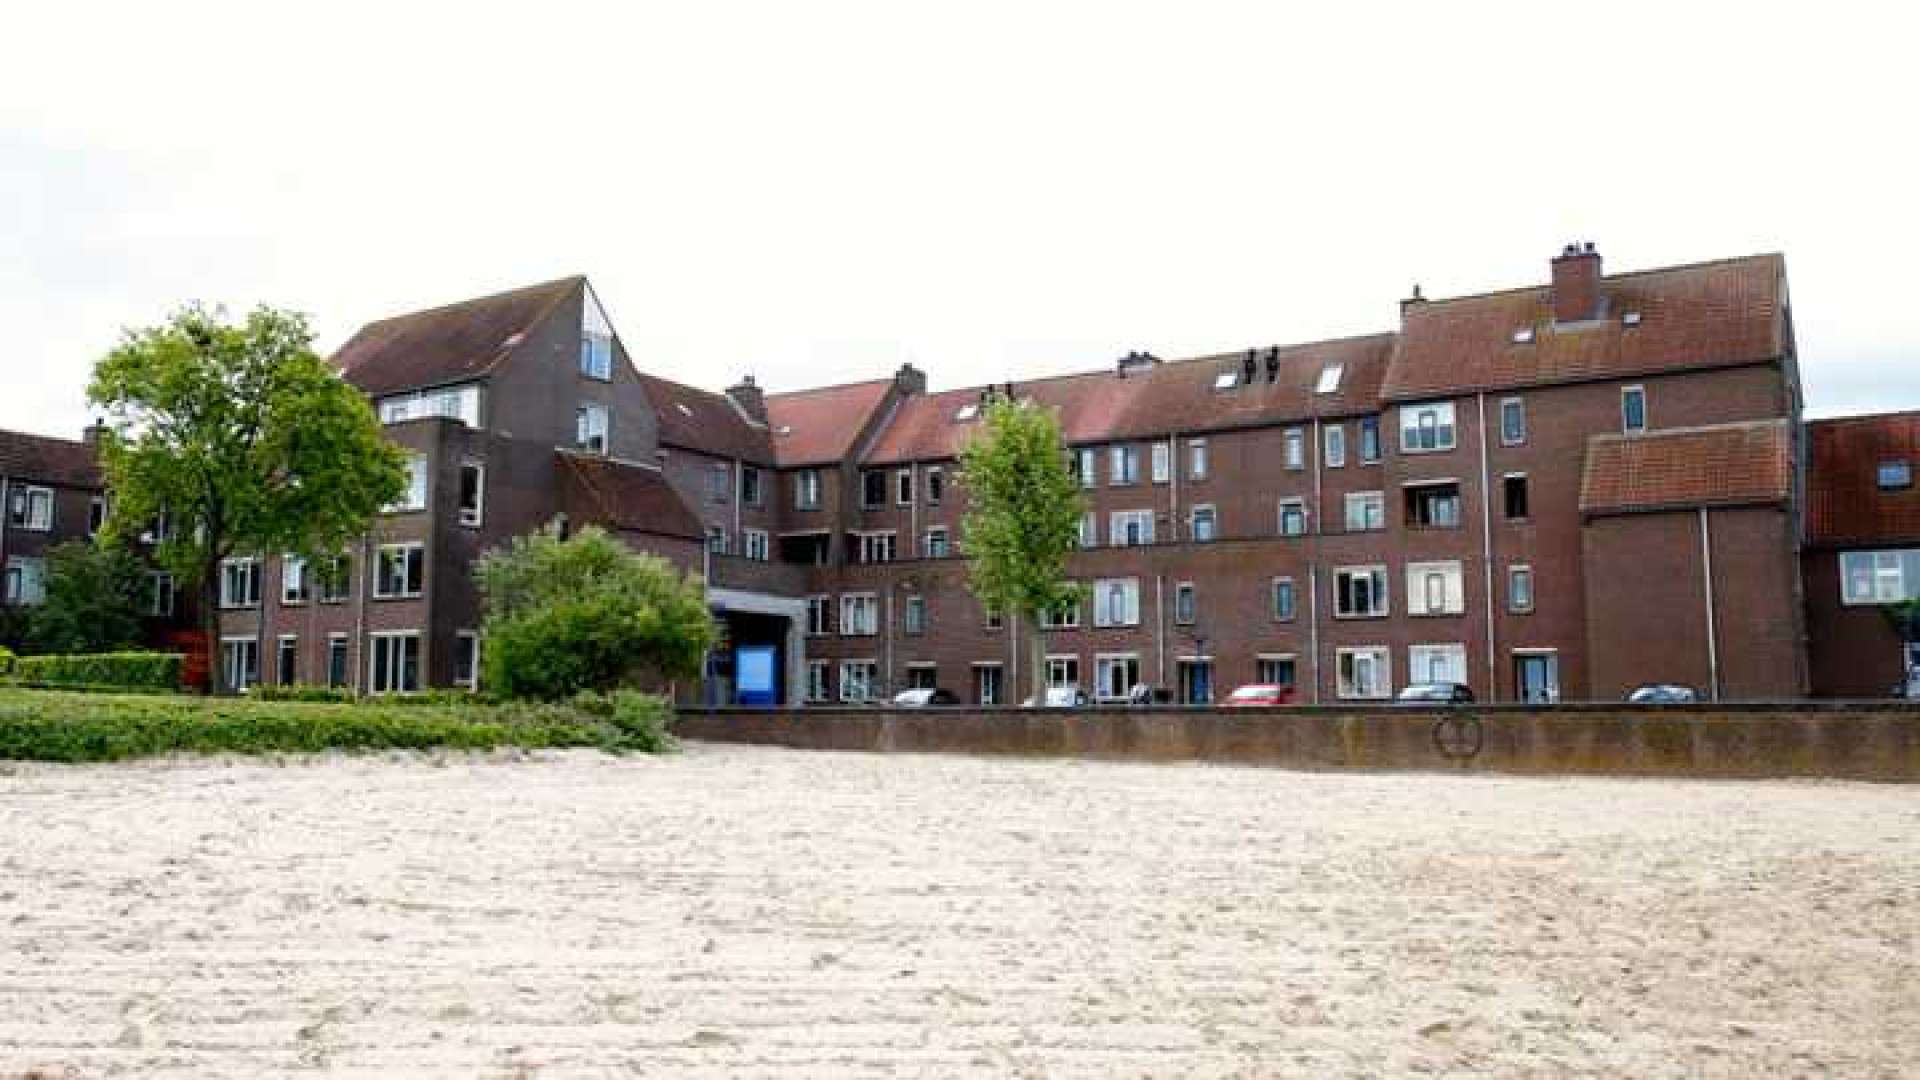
[331,276,580,396]
[0,429,101,488]
[555,452,706,541]
[636,373,774,465]
[765,379,896,466]
[1806,411,1920,547]
[862,334,1396,464]
[1579,419,1791,515]
[1386,255,1785,401]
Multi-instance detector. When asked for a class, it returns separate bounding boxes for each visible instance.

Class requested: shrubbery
[10,651,182,692]
[251,686,497,707]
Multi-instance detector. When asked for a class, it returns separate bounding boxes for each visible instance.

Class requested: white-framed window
[1075,448,1098,489]
[707,462,730,503]
[973,662,1003,705]
[1344,491,1385,532]
[575,404,609,454]
[1840,549,1920,605]
[4,556,46,605]
[840,593,878,636]
[368,631,422,694]
[1284,428,1306,470]
[1278,498,1308,537]
[138,511,173,545]
[88,496,107,536]
[1151,441,1172,485]
[1508,564,1535,613]
[984,607,1005,631]
[1256,654,1297,687]
[581,288,614,379]
[1173,582,1197,625]
[741,466,762,506]
[219,557,261,609]
[1360,415,1382,463]
[1406,481,1462,528]
[1271,576,1296,621]
[1188,438,1209,481]
[1077,512,1097,548]
[743,529,770,561]
[1324,424,1347,468]
[806,660,830,703]
[1337,646,1391,700]
[318,554,352,603]
[857,531,896,564]
[1039,595,1081,630]
[1190,505,1217,542]
[861,470,886,508]
[1621,385,1648,433]
[220,637,259,693]
[806,594,831,635]
[458,461,485,526]
[1400,401,1457,452]
[1109,444,1140,485]
[454,631,480,691]
[1110,509,1155,547]
[926,467,944,505]
[1503,473,1529,520]
[386,453,429,513]
[276,635,298,686]
[895,468,914,506]
[148,571,176,617]
[905,663,939,691]
[1406,560,1465,616]
[1315,363,1345,394]
[795,469,822,509]
[378,384,482,427]
[1044,654,1080,689]
[839,660,878,702]
[326,634,350,689]
[706,526,729,555]
[923,527,949,558]
[1500,396,1527,446]
[282,555,309,605]
[1094,653,1142,703]
[1334,565,1389,618]
[1093,578,1141,628]
[903,594,927,635]
[374,543,424,599]
[1409,643,1468,685]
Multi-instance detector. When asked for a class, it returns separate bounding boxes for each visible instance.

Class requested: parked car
[1394,682,1475,705]
[1626,683,1700,704]
[1127,683,1173,705]
[1021,687,1088,707]
[892,687,959,707]
[1222,683,1295,707]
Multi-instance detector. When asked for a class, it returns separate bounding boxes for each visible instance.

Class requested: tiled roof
[332,276,580,396]
[1579,419,1791,515]
[0,429,101,488]
[636,373,775,465]
[765,379,896,466]
[1806,411,1920,547]
[862,334,1395,464]
[1386,255,1785,401]
[556,452,706,541]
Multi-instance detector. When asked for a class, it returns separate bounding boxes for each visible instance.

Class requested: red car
[1222,683,1295,707]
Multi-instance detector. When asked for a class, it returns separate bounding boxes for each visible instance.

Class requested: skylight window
[1315,364,1344,394]
[675,402,693,416]
[1511,327,1536,344]
[1622,310,1643,327]
[1212,371,1239,391]
[954,403,979,422]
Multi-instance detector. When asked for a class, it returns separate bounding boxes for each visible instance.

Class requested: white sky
[4,2,1916,440]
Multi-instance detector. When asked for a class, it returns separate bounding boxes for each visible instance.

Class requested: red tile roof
[1806,411,1920,547]
[1579,419,1791,515]
[862,334,1395,464]
[1386,255,1785,401]
[765,379,896,467]
[556,452,706,540]
[636,373,775,465]
[332,276,580,396]
[0,429,101,488]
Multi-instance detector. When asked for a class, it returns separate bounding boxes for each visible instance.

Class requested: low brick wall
[672,703,1920,782]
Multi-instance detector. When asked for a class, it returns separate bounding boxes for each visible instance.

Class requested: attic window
[1622,310,1643,327]
[1878,460,1912,491]
[675,403,693,417]
[1314,364,1344,394]
[1511,327,1536,344]
[954,403,979,422]
[1212,371,1239,391]
[777,425,793,436]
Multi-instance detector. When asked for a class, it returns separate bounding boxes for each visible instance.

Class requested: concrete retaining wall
[672,703,1920,782]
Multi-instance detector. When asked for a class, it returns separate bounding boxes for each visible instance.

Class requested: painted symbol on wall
[1431,714,1485,760]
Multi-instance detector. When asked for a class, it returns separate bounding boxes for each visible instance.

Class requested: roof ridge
[1808,408,1920,427]
[0,427,92,451]
[912,331,1399,399]
[764,376,895,400]
[1410,252,1784,311]
[354,274,585,331]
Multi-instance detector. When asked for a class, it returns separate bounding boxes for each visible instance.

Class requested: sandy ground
[0,745,1914,1079]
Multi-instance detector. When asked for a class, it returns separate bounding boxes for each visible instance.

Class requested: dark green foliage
[568,689,676,753]
[11,652,182,691]
[477,527,716,701]
[251,685,498,707]
[24,542,149,655]
[0,646,14,675]
[0,688,669,762]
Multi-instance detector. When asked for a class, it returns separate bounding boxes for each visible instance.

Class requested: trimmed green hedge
[0,688,675,762]
[251,685,498,707]
[11,652,182,692]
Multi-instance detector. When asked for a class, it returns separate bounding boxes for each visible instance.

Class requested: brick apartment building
[5,243,1916,701]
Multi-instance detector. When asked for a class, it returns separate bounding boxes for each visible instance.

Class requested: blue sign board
[736,645,777,706]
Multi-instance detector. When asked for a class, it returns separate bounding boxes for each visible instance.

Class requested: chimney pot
[1550,242,1604,323]
[725,375,768,423]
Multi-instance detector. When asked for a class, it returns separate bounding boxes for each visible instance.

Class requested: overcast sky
[4,2,1916,439]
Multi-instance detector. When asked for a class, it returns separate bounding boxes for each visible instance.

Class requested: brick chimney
[725,375,767,424]
[1551,242,1603,323]
[894,363,926,396]
[81,418,108,448]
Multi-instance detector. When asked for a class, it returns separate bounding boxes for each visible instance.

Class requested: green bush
[252,686,498,707]
[569,690,675,753]
[0,646,14,676]
[251,685,355,704]
[0,687,671,763]
[12,652,182,692]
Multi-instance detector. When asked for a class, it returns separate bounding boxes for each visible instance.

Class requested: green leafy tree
[88,305,410,692]
[24,541,149,655]
[958,397,1088,704]
[477,526,717,701]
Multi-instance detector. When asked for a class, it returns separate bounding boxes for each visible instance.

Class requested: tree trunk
[1024,607,1047,706]
[200,556,220,696]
